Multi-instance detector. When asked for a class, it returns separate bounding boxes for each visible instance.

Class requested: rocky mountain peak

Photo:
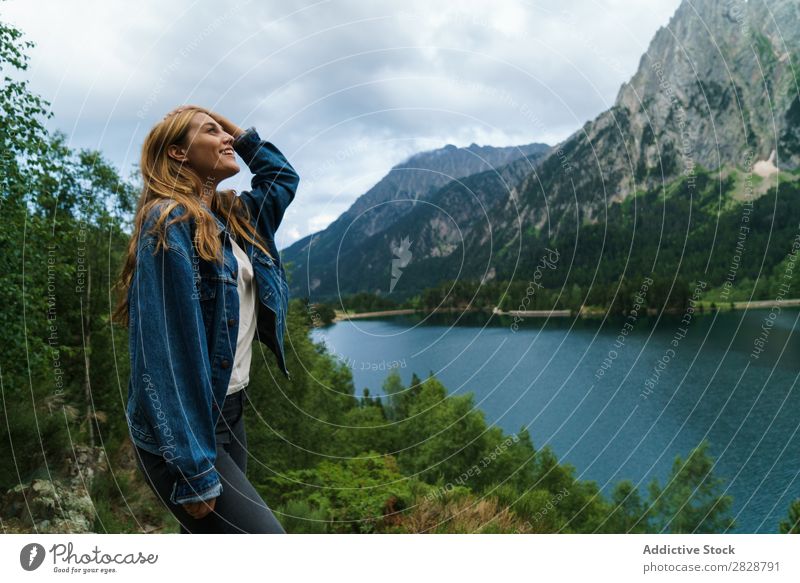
[614,0,800,177]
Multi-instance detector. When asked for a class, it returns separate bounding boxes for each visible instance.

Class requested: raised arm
[128,206,222,506]
[232,127,300,260]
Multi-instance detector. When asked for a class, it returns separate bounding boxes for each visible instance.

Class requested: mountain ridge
[282,140,551,295]
[284,0,800,300]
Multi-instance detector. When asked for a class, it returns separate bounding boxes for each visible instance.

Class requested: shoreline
[329,298,800,322]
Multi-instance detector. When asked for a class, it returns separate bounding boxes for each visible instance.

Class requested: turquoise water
[310,308,800,533]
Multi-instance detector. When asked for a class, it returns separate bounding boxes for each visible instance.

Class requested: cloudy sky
[4,0,682,249]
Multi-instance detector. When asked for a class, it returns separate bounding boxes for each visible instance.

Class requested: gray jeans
[133,387,286,534]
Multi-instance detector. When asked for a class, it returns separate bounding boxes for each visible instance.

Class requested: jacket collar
[197,197,265,264]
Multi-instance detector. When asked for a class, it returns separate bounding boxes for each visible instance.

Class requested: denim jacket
[125,126,298,505]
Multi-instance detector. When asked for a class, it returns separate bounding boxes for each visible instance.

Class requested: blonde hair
[112,106,273,327]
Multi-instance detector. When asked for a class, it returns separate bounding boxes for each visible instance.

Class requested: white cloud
[3,0,682,247]
[308,213,340,233]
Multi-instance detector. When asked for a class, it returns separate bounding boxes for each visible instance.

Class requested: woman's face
[168,111,240,186]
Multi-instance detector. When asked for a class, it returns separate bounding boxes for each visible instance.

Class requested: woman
[112,105,298,533]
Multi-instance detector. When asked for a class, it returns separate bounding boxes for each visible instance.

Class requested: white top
[227,237,258,395]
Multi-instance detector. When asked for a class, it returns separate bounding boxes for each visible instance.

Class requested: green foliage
[271,499,331,534]
[778,498,800,534]
[647,439,736,533]
[0,18,133,489]
[339,291,399,313]
[780,96,800,156]
[307,300,336,326]
[345,167,800,316]
[265,452,413,533]
[604,480,651,533]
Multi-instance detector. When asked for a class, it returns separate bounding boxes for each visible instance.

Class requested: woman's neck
[200,185,216,207]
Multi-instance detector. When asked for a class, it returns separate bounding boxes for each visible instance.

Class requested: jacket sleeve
[129,213,222,506]
[232,126,299,261]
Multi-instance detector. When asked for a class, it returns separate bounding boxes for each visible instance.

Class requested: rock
[1,445,107,533]
[2,478,95,533]
[753,150,779,177]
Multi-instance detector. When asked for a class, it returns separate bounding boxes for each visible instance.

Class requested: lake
[310,307,800,533]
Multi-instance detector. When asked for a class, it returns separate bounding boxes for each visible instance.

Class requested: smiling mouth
[220,148,235,157]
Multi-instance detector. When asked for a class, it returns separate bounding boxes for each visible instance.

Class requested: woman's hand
[182,496,217,519]
[207,110,245,140]
[163,105,244,139]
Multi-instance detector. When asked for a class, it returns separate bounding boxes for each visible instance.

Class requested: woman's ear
[167,144,189,163]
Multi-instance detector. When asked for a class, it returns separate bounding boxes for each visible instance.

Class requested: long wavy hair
[112,107,273,327]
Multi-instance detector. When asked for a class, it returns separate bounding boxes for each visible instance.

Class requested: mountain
[285,0,800,301]
[281,141,550,298]
[511,0,800,239]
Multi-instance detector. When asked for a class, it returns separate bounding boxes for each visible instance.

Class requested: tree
[605,480,650,533]
[647,440,735,533]
[0,17,138,493]
[778,499,800,534]
[0,19,68,489]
